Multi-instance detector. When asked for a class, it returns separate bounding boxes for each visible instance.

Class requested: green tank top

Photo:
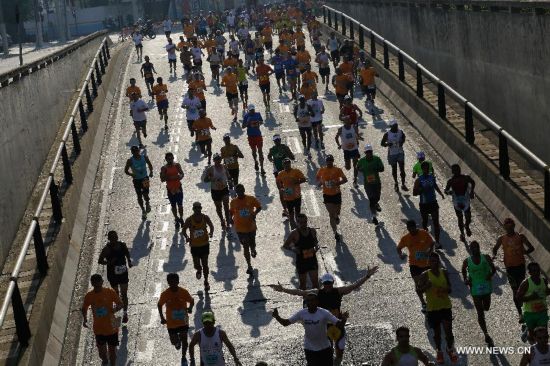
[523,277,548,313]
[467,255,492,296]
[426,269,452,311]
[392,346,418,366]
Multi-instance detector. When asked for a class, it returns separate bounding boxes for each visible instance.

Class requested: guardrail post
[370,33,376,58]
[341,13,346,36]
[328,9,332,27]
[79,100,88,132]
[359,27,364,49]
[323,7,327,23]
[49,178,63,222]
[85,85,93,113]
[71,120,81,155]
[105,41,110,59]
[32,220,49,275]
[95,63,102,85]
[499,132,510,179]
[465,104,475,144]
[416,65,423,98]
[11,280,31,347]
[398,52,404,81]
[437,83,446,119]
[99,53,106,75]
[61,145,73,185]
[102,44,109,67]
[91,73,98,97]
[383,42,389,69]
[545,169,550,220]
[349,21,354,40]
[334,11,338,31]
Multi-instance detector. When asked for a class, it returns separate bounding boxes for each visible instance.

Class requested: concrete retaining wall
[325,0,550,165]
[0,35,104,267]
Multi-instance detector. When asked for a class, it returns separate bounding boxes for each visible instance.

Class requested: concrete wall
[325,0,550,165]
[0,35,104,267]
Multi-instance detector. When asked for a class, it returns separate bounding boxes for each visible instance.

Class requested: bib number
[415,251,428,261]
[114,265,127,275]
[224,157,236,165]
[284,187,294,196]
[95,307,108,318]
[474,283,490,295]
[239,209,250,217]
[194,229,205,238]
[172,309,186,321]
[205,354,219,365]
[366,174,376,183]
[532,301,546,312]
[200,129,211,137]
[302,248,315,259]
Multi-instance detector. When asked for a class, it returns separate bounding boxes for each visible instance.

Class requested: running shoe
[447,348,459,364]
[254,162,259,171]
[196,269,202,280]
[353,180,358,188]
[122,313,128,324]
[143,131,147,138]
[175,219,180,230]
[375,203,382,212]
[459,234,466,242]
[141,210,147,220]
[320,142,325,150]
[251,249,257,258]
[146,202,151,213]
[394,183,399,192]
[436,351,444,365]
[261,169,266,176]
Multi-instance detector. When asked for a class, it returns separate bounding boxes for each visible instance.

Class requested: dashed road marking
[322,253,344,287]
[159,205,170,214]
[107,167,121,190]
[160,221,169,232]
[136,340,155,361]
[160,237,168,250]
[287,137,302,154]
[145,308,159,328]
[153,283,162,298]
[157,259,164,272]
[282,121,369,133]
[306,189,320,217]
[173,145,179,152]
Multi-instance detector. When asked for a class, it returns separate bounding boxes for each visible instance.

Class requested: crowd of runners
[80,1,549,366]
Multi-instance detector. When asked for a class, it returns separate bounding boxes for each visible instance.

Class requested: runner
[461,241,496,345]
[293,95,314,157]
[190,40,205,72]
[307,91,325,149]
[188,71,208,111]
[215,30,227,60]
[397,219,435,313]
[335,116,361,187]
[192,109,216,165]
[412,151,434,180]
[163,17,173,38]
[221,67,240,122]
[272,290,348,366]
[333,68,352,106]
[316,155,348,240]
[416,252,459,364]
[357,144,385,225]
[181,89,202,137]
[81,274,123,366]
[256,57,274,111]
[244,35,256,73]
[359,60,378,115]
[518,262,550,344]
[230,184,262,275]
[181,202,215,291]
[124,145,153,219]
[413,161,445,247]
[520,327,550,365]
[178,43,194,76]
[271,49,286,93]
[97,231,132,324]
[158,273,195,366]
[381,327,435,366]
[152,77,169,130]
[132,31,143,61]
[381,120,408,192]
[242,104,266,175]
[140,56,157,96]
[160,152,185,229]
[207,46,222,85]
[277,159,307,229]
[261,21,273,56]
[339,95,363,130]
[189,311,243,366]
[204,154,232,229]
[315,46,332,93]
[296,45,311,86]
[493,217,535,322]
[283,51,299,100]
[444,164,476,242]
[220,134,244,187]
[166,38,178,74]
[326,32,340,67]
[125,78,142,100]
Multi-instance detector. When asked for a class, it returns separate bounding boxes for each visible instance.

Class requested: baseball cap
[305,289,319,297]
[364,144,373,152]
[248,104,256,111]
[320,273,335,284]
[283,157,291,163]
[223,133,231,139]
[325,154,335,161]
[272,134,281,141]
[389,119,398,126]
[192,202,202,208]
[298,94,305,100]
[416,151,425,159]
[130,145,140,151]
[201,311,216,323]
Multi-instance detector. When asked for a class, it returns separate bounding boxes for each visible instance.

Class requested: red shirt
[340,104,359,124]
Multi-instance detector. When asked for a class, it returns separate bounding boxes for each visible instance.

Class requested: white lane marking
[108,167,120,190]
[153,283,162,298]
[159,205,170,214]
[176,135,180,142]
[137,340,155,361]
[282,121,369,133]
[145,309,159,328]
[174,145,179,152]
[307,189,320,217]
[157,259,164,272]
[279,103,284,113]
[284,104,290,113]
[177,127,181,133]
[287,137,302,154]
[160,237,168,250]
[323,253,344,287]
[160,221,169,232]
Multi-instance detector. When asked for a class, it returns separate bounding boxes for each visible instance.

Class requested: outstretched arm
[338,266,378,296]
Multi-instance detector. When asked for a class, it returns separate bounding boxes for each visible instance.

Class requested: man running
[335,116,361,187]
[242,104,266,175]
[315,46,332,93]
[277,159,307,228]
[256,57,274,111]
[520,327,550,365]
[152,77,169,130]
[129,93,149,148]
[160,152,184,229]
[381,119,408,192]
[461,241,496,345]
[517,262,550,344]
[416,252,459,364]
[235,59,249,110]
[182,89,202,137]
[272,290,348,366]
[412,151,434,180]
[381,327,434,366]
[192,109,216,165]
[413,161,445,247]
[98,231,132,324]
[124,145,153,219]
[132,31,143,61]
[140,56,157,96]
[230,184,262,276]
[283,52,299,100]
[397,219,435,313]
[182,202,214,291]
[220,134,244,187]
[357,144,384,225]
[82,274,123,366]
[359,60,378,115]
[221,67,240,122]
[126,78,142,101]
[189,311,242,366]
[166,38,178,74]
[158,273,195,366]
[283,213,319,289]
[307,91,325,149]
[204,154,232,229]
[293,95,314,158]
[316,155,347,241]
[271,49,286,93]
[493,217,535,323]
[444,164,476,241]
[326,32,340,67]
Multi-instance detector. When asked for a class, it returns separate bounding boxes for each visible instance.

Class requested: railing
[322,5,550,220]
[0,37,111,347]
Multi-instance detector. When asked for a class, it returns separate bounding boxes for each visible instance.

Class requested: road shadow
[152,127,170,148]
[192,290,212,332]
[238,272,271,338]
[334,238,365,281]
[211,234,238,291]
[350,186,370,220]
[116,327,129,366]
[165,233,187,272]
[130,220,151,265]
[185,143,206,168]
[254,175,273,206]
[440,253,473,310]
[375,225,402,272]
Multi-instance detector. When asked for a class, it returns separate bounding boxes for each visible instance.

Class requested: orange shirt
[360,67,376,86]
[299,84,315,101]
[261,27,273,41]
[276,44,290,55]
[82,288,122,336]
[184,24,194,37]
[316,167,346,196]
[339,61,354,76]
[276,168,306,201]
[158,287,194,329]
[203,39,216,54]
[152,83,168,103]
[188,80,206,100]
[397,230,434,267]
[334,74,352,95]
[126,85,142,99]
[500,233,526,267]
[223,58,238,68]
[256,64,273,85]
[221,73,238,94]
[192,117,214,141]
[296,51,311,68]
[294,32,306,47]
[176,41,190,50]
[302,70,318,86]
[230,195,261,233]
[280,33,292,44]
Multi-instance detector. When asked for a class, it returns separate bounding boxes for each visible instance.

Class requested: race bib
[302,248,315,259]
[325,180,334,188]
[95,307,108,318]
[366,174,376,183]
[200,129,211,136]
[259,75,269,82]
[224,157,236,165]
[532,301,547,312]
[284,187,294,196]
[327,324,342,341]
[114,264,127,275]
[193,229,205,237]
[250,120,260,127]
[205,354,219,365]
[415,251,428,261]
[345,143,355,150]
[239,209,250,217]
[474,283,490,295]
[172,309,186,321]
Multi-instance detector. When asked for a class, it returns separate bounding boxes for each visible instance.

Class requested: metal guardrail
[322,5,550,220]
[0,37,111,348]
[0,30,108,89]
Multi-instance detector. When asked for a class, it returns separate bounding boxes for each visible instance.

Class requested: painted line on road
[160,237,168,250]
[145,308,159,328]
[153,283,162,298]
[175,135,180,142]
[137,340,155,361]
[157,259,164,272]
[107,167,121,191]
[287,137,302,154]
[160,221,169,232]
[322,253,344,287]
[306,189,320,217]
[282,121,369,133]
[173,145,179,152]
[159,205,170,215]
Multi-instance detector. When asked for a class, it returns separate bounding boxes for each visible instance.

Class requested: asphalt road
[71,30,528,366]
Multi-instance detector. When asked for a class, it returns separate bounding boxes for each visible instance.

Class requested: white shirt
[182,96,202,120]
[227,14,235,26]
[229,40,240,53]
[307,99,324,122]
[289,307,339,351]
[165,43,177,60]
[130,99,148,121]
[327,38,339,52]
[132,34,143,46]
[163,20,172,32]
[386,129,404,156]
[191,47,202,61]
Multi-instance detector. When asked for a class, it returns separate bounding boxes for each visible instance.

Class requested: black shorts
[210,64,220,71]
[237,231,256,246]
[419,202,439,217]
[145,77,155,85]
[427,308,453,329]
[193,59,203,67]
[506,264,526,289]
[165,31,171,37]
[107,272,129,287]
[191,244,210,258]
[169,59,177,65]
[409,265,429,278]
[226,92,238,102]
[211,187,229,202]
[319,67,330,77]
[135,44,143,49]
[265,41,273,50]
[183,63,192,71]
[330,50,340,61]
[305,347,333,366]
[200,99,206,110]
[238,83,249,95]
[260,83,270,94]
[197,138,212,149]
[95,333,119,347]
[167,325,189,336]
[323,193,342,205]
[228,168,239,183]
[285,198,302,211]
[297,257,319,275]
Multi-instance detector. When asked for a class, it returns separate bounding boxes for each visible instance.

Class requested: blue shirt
[418,174,437,204]
[242,112,263,136]
[272,55,284,72]
[131,155,148,180]
[283,58,298,76]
